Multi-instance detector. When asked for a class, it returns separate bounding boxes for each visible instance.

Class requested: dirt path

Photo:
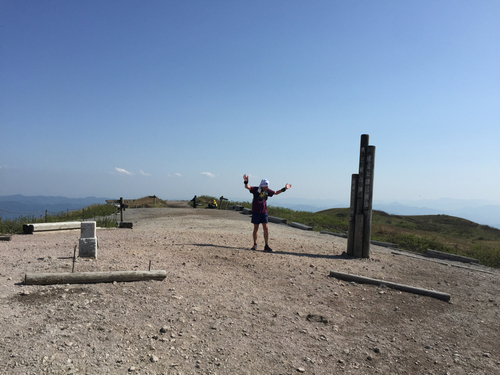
[1,207,499,374]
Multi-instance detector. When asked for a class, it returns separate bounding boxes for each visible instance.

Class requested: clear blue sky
[1,0,499,205]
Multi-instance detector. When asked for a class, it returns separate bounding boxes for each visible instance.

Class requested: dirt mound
[1,207,499,374]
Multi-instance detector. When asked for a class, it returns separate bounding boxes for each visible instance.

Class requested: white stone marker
[79,221,98,258]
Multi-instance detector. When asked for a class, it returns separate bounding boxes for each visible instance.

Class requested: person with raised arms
[243,174,292,252]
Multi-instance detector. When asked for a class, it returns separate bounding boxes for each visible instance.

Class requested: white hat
[259,179,269,187]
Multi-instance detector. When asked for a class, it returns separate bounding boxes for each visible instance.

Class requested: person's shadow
[191,243,349,260]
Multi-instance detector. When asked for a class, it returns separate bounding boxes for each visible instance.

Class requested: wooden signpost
[347,134,376,258]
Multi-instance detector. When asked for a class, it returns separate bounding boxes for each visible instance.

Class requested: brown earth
[1,205,499,375]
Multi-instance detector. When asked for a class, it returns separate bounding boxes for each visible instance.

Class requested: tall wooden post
[353,135,368,258]
[348,135,376,259]
[362,146,376,258]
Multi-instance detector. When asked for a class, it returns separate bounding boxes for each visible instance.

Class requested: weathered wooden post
[362,146,375,258]
[346,174,358,256]
[348,135,376,258]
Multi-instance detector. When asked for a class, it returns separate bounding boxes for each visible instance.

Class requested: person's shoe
[264,245,273,252]
[251,245,257,251]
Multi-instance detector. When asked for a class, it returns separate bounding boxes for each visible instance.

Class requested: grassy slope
[314,208,500,268]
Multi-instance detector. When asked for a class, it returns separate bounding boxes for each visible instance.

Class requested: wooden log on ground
[23,222,82,234]
[329,270,450,302]
[25,270,167,285]
[426,249,478,264]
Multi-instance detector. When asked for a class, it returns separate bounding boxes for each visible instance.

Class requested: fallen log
[23,222,82,234]
[25,270,167,285]
[329,270,450,302]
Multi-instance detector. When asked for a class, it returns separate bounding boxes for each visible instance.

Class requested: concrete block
[79,237,98,258]
[81,221,96,238]
[268,216,286,224]
[242,208,252,215]
[289,222,312,230]
[426,249,478,264]
[320,231,347,238]
[119,222,133,228]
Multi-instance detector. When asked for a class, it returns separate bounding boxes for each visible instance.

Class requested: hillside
[316,208,500,267]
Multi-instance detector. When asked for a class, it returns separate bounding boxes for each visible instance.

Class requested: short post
[348,134,376,259]
[120,197,124,222]
[79,221,98,258]
[219,196,228,209]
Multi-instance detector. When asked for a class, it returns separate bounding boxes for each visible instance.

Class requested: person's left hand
[285,183,292,189]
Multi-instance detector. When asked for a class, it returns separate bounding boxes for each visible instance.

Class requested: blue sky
[1,0,499,206]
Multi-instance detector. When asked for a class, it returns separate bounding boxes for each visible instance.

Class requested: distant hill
[0,195,111,220]
[373,201,500,230]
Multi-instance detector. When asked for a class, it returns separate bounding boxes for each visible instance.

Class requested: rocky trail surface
[1,206,499,374]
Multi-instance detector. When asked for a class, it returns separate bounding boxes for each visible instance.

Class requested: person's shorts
[251,213,268,224]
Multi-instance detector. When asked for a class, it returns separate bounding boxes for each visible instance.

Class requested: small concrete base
[79,237,98,258]
[119,222,133,228]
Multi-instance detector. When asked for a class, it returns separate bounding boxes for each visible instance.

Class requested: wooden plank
[329,270,450,302]
[25,270,167,285]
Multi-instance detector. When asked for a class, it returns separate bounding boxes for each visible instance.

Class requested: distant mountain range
[0,195,111,220]
[2,195,499,230]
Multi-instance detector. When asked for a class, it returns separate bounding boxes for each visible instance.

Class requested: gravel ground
[1,205,499,375]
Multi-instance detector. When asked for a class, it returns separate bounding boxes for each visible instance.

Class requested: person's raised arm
[274,183,292,195]
[243,174,251,190]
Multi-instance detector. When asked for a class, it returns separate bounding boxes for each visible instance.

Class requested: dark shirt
[249,187,275,214]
